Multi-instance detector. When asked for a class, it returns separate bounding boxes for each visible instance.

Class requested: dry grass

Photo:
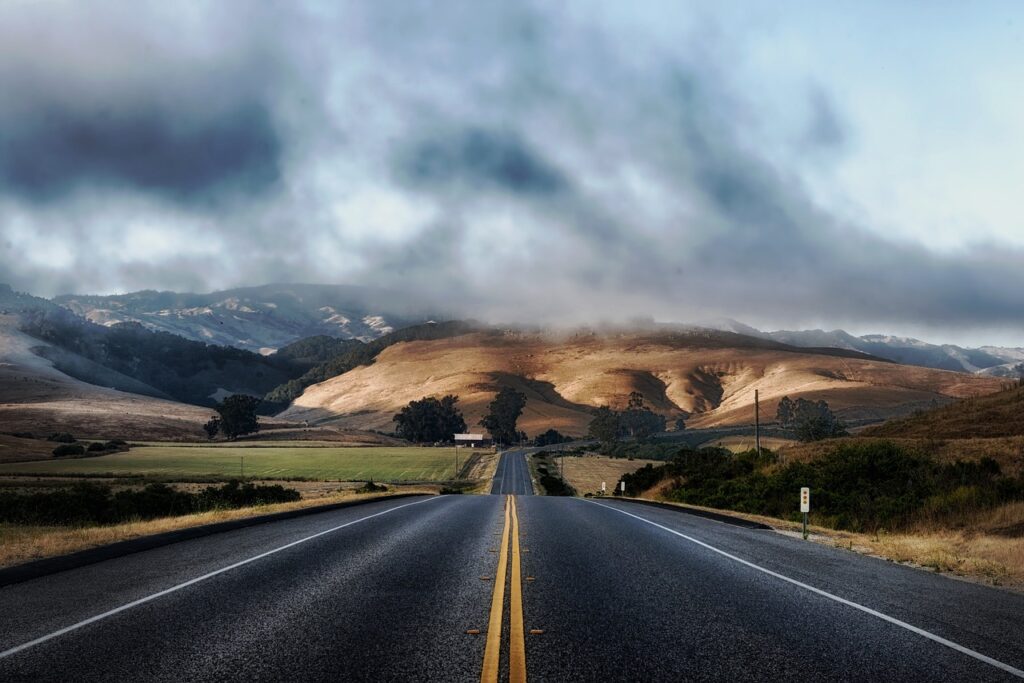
[461,450,500,493]
[640,498,1024,591]
[558,455,661,496]
[281,330,1002,436]
[779,436,1024,477]
[864,385,1024,439]
[0,486,438,569]
[701,435,798,453]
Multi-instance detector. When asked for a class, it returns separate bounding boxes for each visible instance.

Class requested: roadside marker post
[800,487,810,539]
[620,481,626,495]
[601,481,606,495]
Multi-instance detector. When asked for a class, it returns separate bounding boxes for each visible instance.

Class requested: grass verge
[638,497,1024,592]
[0,486,437,569]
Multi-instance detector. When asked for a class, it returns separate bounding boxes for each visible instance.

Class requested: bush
[0,480,301,526]
[622,441,1024,533]
[48,432,75,443]
[52,444,85,457]
[356,480,388,494]
[86,442,107,452]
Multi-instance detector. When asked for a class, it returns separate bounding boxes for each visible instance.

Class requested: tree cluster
[776,396,848,442]
[586,392,667,446]
[392,395,467,443]
[534,428,573,447]
[480,387,527,444]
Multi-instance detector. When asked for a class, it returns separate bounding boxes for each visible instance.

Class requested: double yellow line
[481,495,526,683]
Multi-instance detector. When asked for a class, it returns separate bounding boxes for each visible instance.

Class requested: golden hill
[281,330,1004,436]
[862,383,1024,440]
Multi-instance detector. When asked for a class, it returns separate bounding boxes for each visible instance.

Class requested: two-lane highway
[2,450,1023,681]
[490,449,533,495]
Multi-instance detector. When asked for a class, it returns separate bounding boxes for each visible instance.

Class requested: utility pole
[755,389,761,456]
[454,445,459,480]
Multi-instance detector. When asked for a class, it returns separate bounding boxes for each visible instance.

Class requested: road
[2,451,1024,681]
[489,449,534,495]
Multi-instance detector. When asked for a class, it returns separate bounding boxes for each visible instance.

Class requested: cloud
[396,127,568,197]
[0,100,282,204]
[0,1,1022,344]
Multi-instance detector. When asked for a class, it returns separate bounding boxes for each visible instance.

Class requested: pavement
[1,450,1023,681]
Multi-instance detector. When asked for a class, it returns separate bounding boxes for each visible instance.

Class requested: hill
[54,283,442,352]
[699,319,1024,377]
[0,313,213,439]
[280,328,1003,436]
[3,285,327,406]
[862,382,1024,440]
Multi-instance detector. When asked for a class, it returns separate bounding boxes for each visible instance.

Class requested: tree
[776,396,847,442]
[587,406,620,447]
[203,416,221,440]
[619,392,666,443]
[215,395,261,440]
[674,417,686,432]
[392,395,467,443]
[480,387,527,444]
[627,391,645,410]
[535,428,571,447]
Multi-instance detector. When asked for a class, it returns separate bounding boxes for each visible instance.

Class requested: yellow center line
[481,495,512,682]
[509,495,526,683]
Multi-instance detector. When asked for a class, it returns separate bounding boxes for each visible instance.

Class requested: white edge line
[0,496,441,660]
[584,499,1024,680]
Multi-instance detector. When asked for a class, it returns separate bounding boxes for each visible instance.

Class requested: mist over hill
[54,283,445,352]
[698,318,1024,378]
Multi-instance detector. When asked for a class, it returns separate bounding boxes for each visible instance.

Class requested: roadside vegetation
[619,442,1024,533]
[530,451,574,496]
[0,480,300,526]
[0,485,437,569]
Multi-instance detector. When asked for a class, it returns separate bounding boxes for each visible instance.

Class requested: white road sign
[800,487,810,513]
[454,433,484,441]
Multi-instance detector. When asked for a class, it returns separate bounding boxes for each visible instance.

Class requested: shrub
[52,444,85,457]
[356,480,388,494]
[86,442,107,452]
[0,480,300,526]
[48,432,75,443]
[623,441,1024,533]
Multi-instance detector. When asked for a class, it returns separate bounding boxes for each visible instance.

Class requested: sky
[1,1,1023,346]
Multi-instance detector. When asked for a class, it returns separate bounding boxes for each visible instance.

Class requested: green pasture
[0,446,458,481]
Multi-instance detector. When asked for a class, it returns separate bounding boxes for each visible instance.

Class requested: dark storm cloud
[0,1,1022,343]
[396,127,568,197]
[0,100,282,204]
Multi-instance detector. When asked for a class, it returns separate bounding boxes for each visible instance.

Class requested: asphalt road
[2,451,1023,681]
[490,449,534,495]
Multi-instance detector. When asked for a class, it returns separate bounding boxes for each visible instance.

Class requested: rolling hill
[862,382,1024,440]
[280,328,1004,436]
[0,313,213,440]
[701,318,1024,377]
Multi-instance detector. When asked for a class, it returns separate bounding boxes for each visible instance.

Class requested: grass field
[558,455,661,496]
[0,446,459,481]
[701,435,798,453]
